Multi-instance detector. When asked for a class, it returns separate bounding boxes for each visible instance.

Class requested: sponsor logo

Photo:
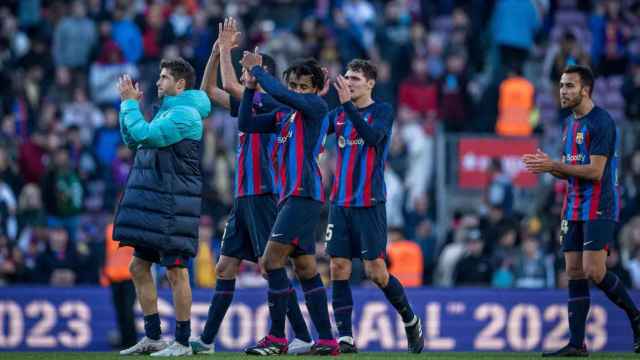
[338,136,364,148]
[564,153,585,162]
[277,130,293,144]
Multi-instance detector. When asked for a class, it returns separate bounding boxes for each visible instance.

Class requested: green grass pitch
[1,353,637,360]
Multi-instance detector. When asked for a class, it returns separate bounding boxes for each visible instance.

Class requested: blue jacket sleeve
[343,102,393,146]
[238,88,278,133]
[250,66,327,120]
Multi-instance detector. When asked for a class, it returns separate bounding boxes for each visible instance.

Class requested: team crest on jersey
[338,136,346,148]
[575,132,584,144]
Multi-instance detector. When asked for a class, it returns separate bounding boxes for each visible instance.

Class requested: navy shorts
[221,194,277,262]
[560,219,616,252]
[325,203,387,261]
[270,197,322,257]
[133,245,190,268]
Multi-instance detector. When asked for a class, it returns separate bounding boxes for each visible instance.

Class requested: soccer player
[238,52,339,355]
[325,59,424,354]
[523,65,640,357]
[189,18,314,355]
[114,58,210,356]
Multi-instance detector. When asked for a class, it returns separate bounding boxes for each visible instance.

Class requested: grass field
[2,353,638,360]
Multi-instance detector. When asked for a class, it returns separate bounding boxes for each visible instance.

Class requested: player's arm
[250,66,325,119]
[219,18,244,100]
[550,156,607,181]
[343,102,391,146]
[523,150,606,181]
[335,75,391,146]
[118,109,138,149]
[238,87,277,133]
[200,44,231,110]
[122,99,193,147]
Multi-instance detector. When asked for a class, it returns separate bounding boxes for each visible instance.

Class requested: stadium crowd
[1,0,640,290]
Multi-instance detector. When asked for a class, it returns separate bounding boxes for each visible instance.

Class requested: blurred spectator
[93,107,123,174]
[41,147,84,241]
[622,56,640,121]
[16,183,45,236]
[194,216,216,288]
[440,51,471,132]
[387,227,423,287]
[398,57,439,119]
[66,125,99,183]
[0,145,21,194]
[101,223,136,349]
[453,228,493,287]
[513,236,548,288]
[435,214,480,286]
[0,234,25,285]
[111,4,143,64]
[485,158,514,214]
[52,1,97,68]
[621,149,640,221]
[34,226,78,286]
[62,87,105,145]
[0,176,17,241]
[590,0,631,76]
[547,31,591,85]
[490,0,542,78]
[495,67,536,137]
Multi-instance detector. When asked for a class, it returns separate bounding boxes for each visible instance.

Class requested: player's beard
[562,93,582,110]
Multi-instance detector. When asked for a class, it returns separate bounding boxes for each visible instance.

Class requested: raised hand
[240,47,262,70]
[333,74,351,104]
[242,68,257,89]
[219,17,241,51]
[117,74,143,101]
[318,67,330,97]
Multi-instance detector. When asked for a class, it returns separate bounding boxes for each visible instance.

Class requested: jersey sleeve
[589,117,614,157]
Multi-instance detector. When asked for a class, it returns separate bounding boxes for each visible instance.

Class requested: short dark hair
[160,57,196,89]
[347,59,378,81]
[283,58,325,90]
[260,53,277,76]
[563,64,594,96]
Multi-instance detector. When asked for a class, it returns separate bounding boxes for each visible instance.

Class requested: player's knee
[565,264,585,280]
[166,267,187,287]
[216,257,239,279]
[365,264,389,287]
[330,259,351,280]
[583,264,605,283]
[129,258,149,279]
[294,262,316,280]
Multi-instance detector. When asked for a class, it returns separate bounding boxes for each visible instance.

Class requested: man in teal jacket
[114,58,210,357]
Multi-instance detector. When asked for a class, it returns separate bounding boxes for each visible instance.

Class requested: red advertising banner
[458,137,539,188]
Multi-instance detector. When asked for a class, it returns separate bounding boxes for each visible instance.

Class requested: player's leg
[121,251,167,355]
[195,255,242,350]
[357,204,423,353]
[244,239,294,355]
[543,221,589,357]
[164,259,192,351]
[293,254,338,355]
[130,253,160,338]
[326,205,356,351]
[246,194,312,347]
[196,204,248,351]
[330,258,355,348]
[583,220,640,352]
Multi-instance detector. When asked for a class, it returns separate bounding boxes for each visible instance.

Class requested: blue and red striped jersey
[328,102,393,207]
[238,66,330,204]
[271,109,329,203]
[561,106,620,221]
[229,92,279,198]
